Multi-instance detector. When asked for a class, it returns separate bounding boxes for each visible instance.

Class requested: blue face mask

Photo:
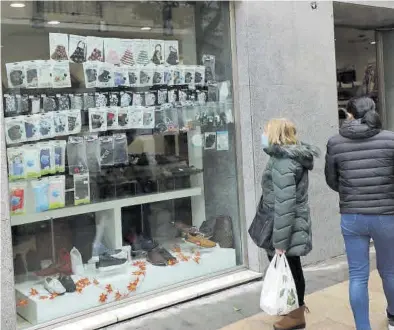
[261,134,269,148]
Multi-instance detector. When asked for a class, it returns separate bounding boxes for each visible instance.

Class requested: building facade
[1,1,393,329]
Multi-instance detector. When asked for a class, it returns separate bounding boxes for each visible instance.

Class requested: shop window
[1,1,241,328]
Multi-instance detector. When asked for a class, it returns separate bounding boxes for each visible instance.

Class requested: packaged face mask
[144,92,157,107]
[83,93,95,110]
[149,40,165,65]
[120,91,132,107]
[164,40,179,65]
[184,66,195,85]
[67,136,88,174]
[95,92,108,107]
[38,142,55,175]
[24,115,41,141]
[24,146,41,179]
[157,89,168,105]
[9,181,27,215]
[152,65,165,85]
[15,94,29,115]
[197,90,208,104]
[99,136,114,166]
[83,62,98,88]
[50,33,69,60]
[37,60,53,88]
[178,89,188,103]
[173,66,185,85]
[84,135,101,173]
[117,107,130,128]
[128,107,144,129]
[128,67,139,87]
[89,108,107,132]
[30,96,41,114]
[104,38,121,65]
[107,107,119,130]
[70,93,83,110]
[74,173,90,206]
[6,62,26,88]
[53,140,66,173]
[109,92,119,107]
[24,61,40,88]
[5,117,26,145]
[195,66,206,86]
[52,61,71,88]
[48,175,65,209]
[139,67,153,87]
[39,112,54,139]
[202,54,216,83]
[96,63,114,88]
[134,39,150,66]
[164,66,172,85]
[142,107,155,129]
[42,95,57,112]
[87,36,104,62]
[69,35,87,64]
[119,39,136,66]
[113,66,129,87]
[57,94,70,110]
[168,89,177,104]
[66,109,82,134]
[32,178,49,212]
[7,147,25,181]
[113,133,128,165]
[53,111,68,136]
[4,94,17,116]
[132,92,144,107]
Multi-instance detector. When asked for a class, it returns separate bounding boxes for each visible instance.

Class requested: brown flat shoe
[186,234,216,248]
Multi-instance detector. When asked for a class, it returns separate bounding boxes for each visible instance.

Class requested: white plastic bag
[260,254,299,316]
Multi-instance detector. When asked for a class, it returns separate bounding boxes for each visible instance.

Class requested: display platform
[15,240,236,325]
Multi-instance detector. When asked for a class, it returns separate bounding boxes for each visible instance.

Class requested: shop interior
[1,2,241,328]
[333,1,394,129]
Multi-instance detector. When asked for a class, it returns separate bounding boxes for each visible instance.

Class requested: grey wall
[234,1,343,266]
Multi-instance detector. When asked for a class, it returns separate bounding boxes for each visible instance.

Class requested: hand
[276,249,286,255]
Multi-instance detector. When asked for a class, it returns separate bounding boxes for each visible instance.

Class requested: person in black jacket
[325,97,394,330]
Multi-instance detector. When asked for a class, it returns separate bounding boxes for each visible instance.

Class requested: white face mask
[261,134,269,148]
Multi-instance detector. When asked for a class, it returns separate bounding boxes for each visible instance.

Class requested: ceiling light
[370,41,376,45]
[141,27,151,31]
[10,2,25,8]
[47,20,60,25]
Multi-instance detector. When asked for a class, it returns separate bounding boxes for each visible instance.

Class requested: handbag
[260,254,299,315]
[70,41,86,63]
[248,195,273,249]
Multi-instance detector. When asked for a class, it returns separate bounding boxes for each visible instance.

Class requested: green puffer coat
[259,143,319,257]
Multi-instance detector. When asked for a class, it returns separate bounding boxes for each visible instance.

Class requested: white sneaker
[44,277,66,295]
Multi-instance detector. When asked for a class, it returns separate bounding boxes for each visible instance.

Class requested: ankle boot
[273,306,307,330]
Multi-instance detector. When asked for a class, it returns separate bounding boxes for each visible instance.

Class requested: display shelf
[15,241,236,325]
[11,187,202,226]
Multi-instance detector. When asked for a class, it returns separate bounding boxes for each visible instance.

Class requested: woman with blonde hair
[249,118,319,330]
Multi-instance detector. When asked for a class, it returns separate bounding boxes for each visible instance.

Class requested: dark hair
[346,97,382,129]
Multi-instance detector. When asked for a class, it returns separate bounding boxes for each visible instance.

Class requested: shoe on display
[128,235,158,253]
[44,277,66,295]
[92,241,124,258]
[173,222,200,235]
[158,247,176,262]
[186,234,216,248]
[147,247,168,266]
[97,254,127,271]
[58,275,76,293]
[35,248,72,276]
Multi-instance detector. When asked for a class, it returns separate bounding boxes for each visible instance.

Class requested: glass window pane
[1,1,241,328]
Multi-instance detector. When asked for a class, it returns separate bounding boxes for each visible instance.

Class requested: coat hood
[264,143,320,170]
[340,119,381,140]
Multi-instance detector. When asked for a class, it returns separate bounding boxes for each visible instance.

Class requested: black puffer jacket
[325,120,394,214]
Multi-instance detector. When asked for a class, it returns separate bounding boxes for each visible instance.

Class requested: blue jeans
[341,214,394,330]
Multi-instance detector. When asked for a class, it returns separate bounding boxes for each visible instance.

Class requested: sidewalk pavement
[105,249,384,330]
[221,270,387,330]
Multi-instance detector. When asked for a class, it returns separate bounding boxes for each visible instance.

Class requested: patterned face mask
[166,46,178,65]
[51,45,68,60]
[70,41,86,63]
